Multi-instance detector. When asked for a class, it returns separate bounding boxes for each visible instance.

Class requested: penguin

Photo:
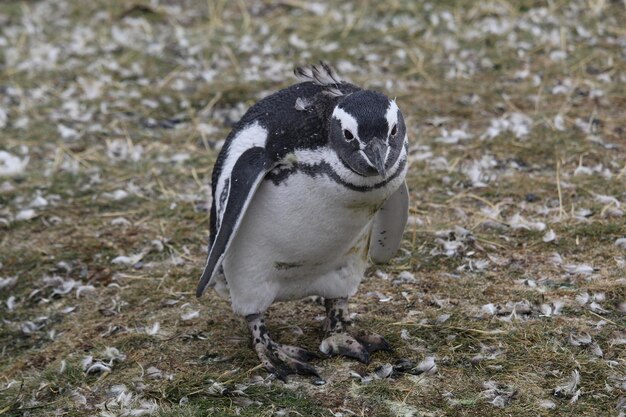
[197,62,409,380]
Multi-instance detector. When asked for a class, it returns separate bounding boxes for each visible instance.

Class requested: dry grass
[0,0,625,416]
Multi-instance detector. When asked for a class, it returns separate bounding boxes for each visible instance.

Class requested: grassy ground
[1,0,625,416]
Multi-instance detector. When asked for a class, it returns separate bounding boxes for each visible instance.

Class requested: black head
[329,90,406,178]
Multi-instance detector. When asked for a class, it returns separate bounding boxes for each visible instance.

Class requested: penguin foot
[320,297,392,363]
[254,340,320,381]
[319,331,392,363]
[246,313,321,381]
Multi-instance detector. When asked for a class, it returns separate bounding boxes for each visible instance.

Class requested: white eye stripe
[385,100,399,137]
[332,107,365,147]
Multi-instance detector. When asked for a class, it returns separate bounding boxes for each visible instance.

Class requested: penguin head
[329,90,405,178]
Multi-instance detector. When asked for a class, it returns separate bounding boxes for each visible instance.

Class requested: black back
[209,81,361,245]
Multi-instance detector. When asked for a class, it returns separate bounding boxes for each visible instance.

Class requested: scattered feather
[393,271,417,285]
[0,276,17,289]
[181,310,200,321]
[553,370,580,398]
[103,189,129,201]
[538,399,556,409]
[365,291,393,302]
[569,333,592,347]
[375,270,389,280]
[481,380,518,408]
[576,292,590,305]
[471,344,503,364]
[15,209,37,221]
[416,356,437,374]
[552,300,565,315]
[294,97,312,111]
[86,362,111,374]
[435,128,472,144]
[0,151,29,177]
[553,114,565,131]
[146,366,163,379]
[562,263,595,275]
[6,295,16,311]
[373,363,394,379]
[436,314,451,324]
[103,347,126,363]
[549,252,563,265]
[111,217,132,227]
[481,112,532,140]
[106,139,143,162]
[508,213,546,231]
[539,303,552,316]
[589,302,609,314]
[76,284,96,298]
[481,303,498,316]
[543,229,556,242]
[111,253,144,266]
[57,124,79,140]
[146,322,160,336]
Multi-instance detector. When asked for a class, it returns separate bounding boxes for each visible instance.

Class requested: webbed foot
[319,298,393,363]
[247,313,321,381]
[319,331,392,363]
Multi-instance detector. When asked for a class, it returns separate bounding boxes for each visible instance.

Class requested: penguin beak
[364,138,388,177]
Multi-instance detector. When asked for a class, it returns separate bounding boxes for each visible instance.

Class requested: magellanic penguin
[197,62,409,381]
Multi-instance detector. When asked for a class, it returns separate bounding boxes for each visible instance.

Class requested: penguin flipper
[196,147,272,297]
[369,180,409,264]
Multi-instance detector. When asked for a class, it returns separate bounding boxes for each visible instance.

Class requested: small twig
[390,322,507,335]
[501,93,523,113]
[0,380,24,415]
[447,156,463,172]
[586,310,617,326]
[244,363,265,376]
[100,210,142,217]
[401,385,416,404]
[198,92,223,117]
[600,200,618,217]
[191,167,204,189]
[157,65,182,90]
[340,4,365,39]
[2,398,64,413]
[235,0,251,31]
[556,156,566,219]
[474,236,509,249]
[534,78,544,116]
[447,192,497,210]
[221,45,241,75]
[617,163,626,179]
[115,274,152,280]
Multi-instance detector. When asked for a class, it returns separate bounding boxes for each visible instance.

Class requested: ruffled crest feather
[294,61,344,97]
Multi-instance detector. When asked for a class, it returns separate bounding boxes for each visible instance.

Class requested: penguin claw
[254,341,321,380]
[255,345,290,380]
[280,344,320,362]
[353,332,393,354]
[319,333,370,363]
[319,332,392,363]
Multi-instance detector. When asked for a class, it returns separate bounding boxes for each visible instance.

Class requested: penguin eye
[343,129,354,141]
[391,124,397,136]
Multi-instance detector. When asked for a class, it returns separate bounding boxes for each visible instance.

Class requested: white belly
[221,172,401,316]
